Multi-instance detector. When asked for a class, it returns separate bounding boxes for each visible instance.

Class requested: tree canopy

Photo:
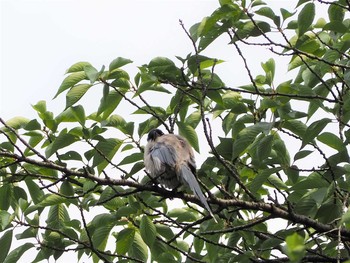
[1,0,350,262]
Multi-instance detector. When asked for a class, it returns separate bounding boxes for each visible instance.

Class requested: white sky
[1,0,297,121]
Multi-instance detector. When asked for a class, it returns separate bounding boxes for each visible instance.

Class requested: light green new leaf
[129,232,149,262]
[177,122,200,153]
[140,215,157,248]
[66,61,92,74]
[4,243,34,263]
[301,118,331,149]
[0,230,12,263]
[65,84,92,109]
[54,71,87,99]
[84,65,99,84]
[285,233,306,262]
[185,111,201,129]
[0,211,12,230]
[298,3,315,36]
[3,117,30,130]
[109,57,133,71]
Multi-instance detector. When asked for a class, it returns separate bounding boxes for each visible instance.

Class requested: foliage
[1,0,350,262]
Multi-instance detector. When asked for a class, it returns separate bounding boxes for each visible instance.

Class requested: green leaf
[25,179,44,204]
[317,132,345,151]
[129,232,148,262]
[256,134,274,163]
[118,153,143,166]
[92,138,123,173]
[116,228,135,254]
[256,7,276,21]
[84,65,99,84]
[232,122,272,159]
[140,215,156,248]
[65,84,92,109]
[294,150,313,162]
[177,122,200,153]
[97,89,127,119]
[249,167,282,193]
[66,61,92,73]
[285,233,306,262]
[4,243,34,263]
[37,194,67,207]
[291,172,329,190]
[45,131,78,158]
[185,111,201,129]
[0,185,11,210]
[328,3,345,22]
[3,117,30,130]
[301,118,331,149]
[54,71,87,99]
[109,57,133,71]
[298,3,315,36]
[0,230,12,263]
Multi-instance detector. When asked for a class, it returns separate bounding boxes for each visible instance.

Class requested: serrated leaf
[140,215,156,248]
[129,232,148,262]
[298,3,315,36]
[116,228,135,254]
[54,71,87,99]
[177,122,200,153]
[65,84,92,109]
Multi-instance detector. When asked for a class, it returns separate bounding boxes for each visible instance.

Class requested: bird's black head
[147,129,164,141]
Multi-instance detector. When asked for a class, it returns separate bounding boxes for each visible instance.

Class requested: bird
[144,128,216,221]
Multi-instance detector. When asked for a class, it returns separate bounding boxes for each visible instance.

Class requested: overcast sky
[1,0,299,121]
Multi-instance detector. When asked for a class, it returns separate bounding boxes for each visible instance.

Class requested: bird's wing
[150,142,177,167]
